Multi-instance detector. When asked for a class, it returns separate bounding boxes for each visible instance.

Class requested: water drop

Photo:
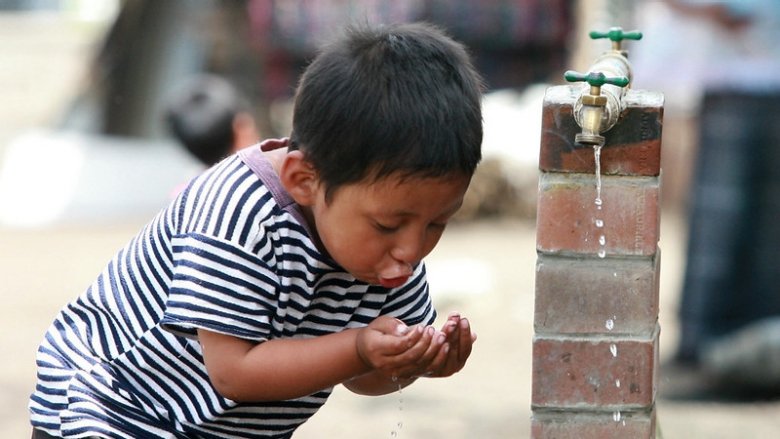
[599,235,606,246]
[613,411,622,422]
[615,379,621,388]
[598,249,606,258]
[389,378,403,437]
[605,319,614,331]
[610,344,618,357]
[595,219,604,228]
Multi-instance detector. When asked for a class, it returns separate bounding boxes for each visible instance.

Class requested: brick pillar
[531,85,663,438]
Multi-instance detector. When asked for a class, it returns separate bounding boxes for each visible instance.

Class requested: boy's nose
[390,234,425,267]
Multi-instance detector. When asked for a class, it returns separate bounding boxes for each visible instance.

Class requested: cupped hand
[427,312,477,377]
[355,315,449,379]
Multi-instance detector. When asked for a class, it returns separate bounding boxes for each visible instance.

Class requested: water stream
[594,143,607,258]
[594,144,603,209]
[595,143,626,426]
[390,377,403,437]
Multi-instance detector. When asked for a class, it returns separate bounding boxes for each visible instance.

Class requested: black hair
[290,22,484,201]
[165,75,246,165]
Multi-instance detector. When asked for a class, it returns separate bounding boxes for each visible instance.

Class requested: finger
[376,325,424,357]
[416,330,447,367]
[425,339,451,376]
[441,318,459,339]
[402,325,436,358]
[392,327,443,377]
[457,318,474,363]
[392,325,426,354]
[381,325,432,369]
[398,337,447,379]
[372,316,409,336]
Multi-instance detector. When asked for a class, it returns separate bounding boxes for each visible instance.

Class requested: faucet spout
[564,70,628,146]
[575,104,606,146]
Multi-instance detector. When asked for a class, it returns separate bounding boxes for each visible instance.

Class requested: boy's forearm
[199,328,371,402]
[343,370,416,396]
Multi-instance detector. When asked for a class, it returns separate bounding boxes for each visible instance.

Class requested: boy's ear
[280,150,319,206]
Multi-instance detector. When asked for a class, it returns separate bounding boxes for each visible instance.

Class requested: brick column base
[531,85,663,438]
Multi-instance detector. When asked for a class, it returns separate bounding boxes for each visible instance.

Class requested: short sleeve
[161,233,280,342]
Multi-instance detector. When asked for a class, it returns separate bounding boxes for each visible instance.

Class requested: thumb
[372,315,409,336]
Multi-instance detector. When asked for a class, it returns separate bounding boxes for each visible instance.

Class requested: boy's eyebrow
[378,200,464,220]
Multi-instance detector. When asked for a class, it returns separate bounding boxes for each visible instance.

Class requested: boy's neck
[263,146,288,176]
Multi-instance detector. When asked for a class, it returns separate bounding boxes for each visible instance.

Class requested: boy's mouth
[378,275,410,289]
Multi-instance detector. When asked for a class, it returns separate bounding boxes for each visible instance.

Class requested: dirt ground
[3,215,780,438]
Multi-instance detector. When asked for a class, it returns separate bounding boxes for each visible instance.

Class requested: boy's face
[308,173,470,288]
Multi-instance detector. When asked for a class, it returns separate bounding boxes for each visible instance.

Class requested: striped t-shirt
[29,141,436,438]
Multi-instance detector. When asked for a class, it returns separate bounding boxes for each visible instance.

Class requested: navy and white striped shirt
[29,143,436,438]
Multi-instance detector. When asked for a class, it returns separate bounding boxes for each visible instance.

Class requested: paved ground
[4,215,780,438]
[3,11,780,439]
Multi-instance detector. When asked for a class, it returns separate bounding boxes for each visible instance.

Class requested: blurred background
[2,0,780,437]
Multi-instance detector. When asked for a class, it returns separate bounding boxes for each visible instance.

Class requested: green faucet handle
[564,70,629,88]
[589,27,643,42]
[589,27,642,52]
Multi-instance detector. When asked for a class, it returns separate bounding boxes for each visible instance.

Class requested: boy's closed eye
[373,220,448,234]
[374,221,401,233]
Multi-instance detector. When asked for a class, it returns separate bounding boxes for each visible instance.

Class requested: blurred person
[165,74,260,167]
[29,22,481,438]
[639,0,780,397]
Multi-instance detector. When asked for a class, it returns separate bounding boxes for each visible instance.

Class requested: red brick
[531,332,658,408]
[536,172,660,256]
[534,254,660,335]
[531,408,656,439]
[539,85,663,176]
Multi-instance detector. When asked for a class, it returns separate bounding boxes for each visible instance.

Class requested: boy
[165,74,260,166]
[30,22,483,438]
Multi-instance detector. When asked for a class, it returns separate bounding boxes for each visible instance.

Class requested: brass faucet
[564,27,641,146]
[564,71,629,146]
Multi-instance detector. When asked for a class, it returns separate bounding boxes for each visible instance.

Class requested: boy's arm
[197,316,432,401]
[198,328,367,402]
[342,371,417,396]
